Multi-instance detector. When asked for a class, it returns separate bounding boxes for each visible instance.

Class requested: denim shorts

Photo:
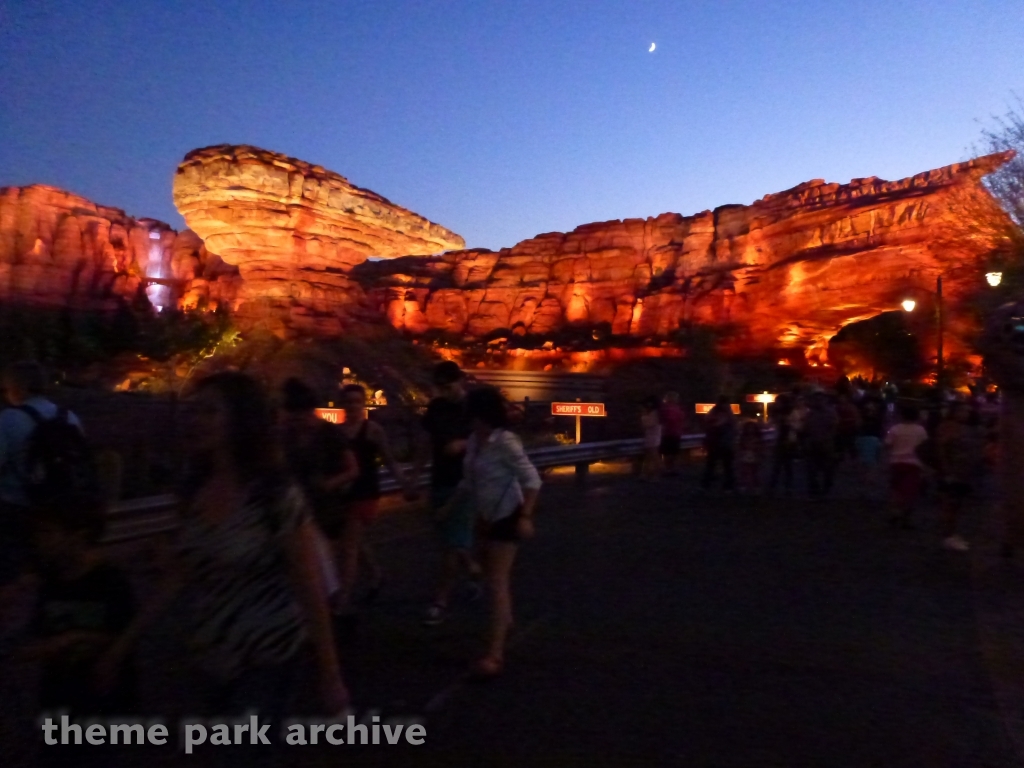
[431,485,474,551]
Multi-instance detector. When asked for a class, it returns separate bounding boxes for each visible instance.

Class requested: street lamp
[901,275,944,388]
[745,392,777,422]
[900,272,1000,388]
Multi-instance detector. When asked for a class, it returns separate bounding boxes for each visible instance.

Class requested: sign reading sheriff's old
[551,402,606,417]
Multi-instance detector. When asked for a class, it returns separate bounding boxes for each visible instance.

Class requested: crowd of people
[0,354,1009,759]
[0,359,542,739]
[639,381,998,552]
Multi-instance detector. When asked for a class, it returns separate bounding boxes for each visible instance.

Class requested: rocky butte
[358,151,1013,361]
[173,144,465,336]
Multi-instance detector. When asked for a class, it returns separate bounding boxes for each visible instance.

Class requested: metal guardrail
[102,430,768,544]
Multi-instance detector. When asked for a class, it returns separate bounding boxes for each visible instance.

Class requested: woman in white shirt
[640,396,663,481]
[457,386,542,678]
[885,404,929,528]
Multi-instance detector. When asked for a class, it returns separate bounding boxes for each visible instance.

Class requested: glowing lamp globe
[986,272,1003,287]
[901,299,916,313]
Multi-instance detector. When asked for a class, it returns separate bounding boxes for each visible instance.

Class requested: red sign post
[551,401,606,444]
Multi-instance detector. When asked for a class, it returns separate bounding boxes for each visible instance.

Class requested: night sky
[1,0,1022,250]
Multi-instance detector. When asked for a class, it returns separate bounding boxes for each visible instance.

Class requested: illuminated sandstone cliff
[0,184,238,312]
[173,144,465,335]
[361,152,1012,358]
[3,149,1011,365]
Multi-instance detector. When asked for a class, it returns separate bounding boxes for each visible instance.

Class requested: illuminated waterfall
[144,230,170,311]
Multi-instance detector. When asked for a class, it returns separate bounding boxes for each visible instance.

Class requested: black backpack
[17,405,98,505]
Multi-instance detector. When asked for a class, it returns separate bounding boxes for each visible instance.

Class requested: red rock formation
[0,184,240,314]
[0,184,146,309]
[5,149,1011,368]
[170,229,242,311]
[173,144,465,336]
[362,152,1013,360]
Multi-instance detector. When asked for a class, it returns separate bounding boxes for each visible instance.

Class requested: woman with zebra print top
[96,372,349,718]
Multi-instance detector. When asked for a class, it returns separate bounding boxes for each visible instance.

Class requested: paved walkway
[4,460,1024,766]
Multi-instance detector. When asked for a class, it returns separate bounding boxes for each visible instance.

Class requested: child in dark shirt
[17,494,137,718]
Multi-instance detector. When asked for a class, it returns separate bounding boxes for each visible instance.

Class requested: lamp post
[901,275,944,389]
[745,392,777,422]
[902,272,1002,388]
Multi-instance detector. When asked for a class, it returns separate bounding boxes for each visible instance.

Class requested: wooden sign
[551,402,606,417]
[695,403,740,415]
[315,408,346,424]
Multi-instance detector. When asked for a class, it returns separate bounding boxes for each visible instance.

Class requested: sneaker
[422,603,448,627]
[942,535,970,552]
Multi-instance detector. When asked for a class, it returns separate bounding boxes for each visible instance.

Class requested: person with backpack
[0,362,86,596]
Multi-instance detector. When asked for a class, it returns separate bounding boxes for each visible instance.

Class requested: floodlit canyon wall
[360,152,1012,358]
[1,145,1012,362]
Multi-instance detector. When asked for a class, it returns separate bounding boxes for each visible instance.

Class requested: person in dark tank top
[411,362,482,627]
[279,379,359,542]
[336,384,415,613]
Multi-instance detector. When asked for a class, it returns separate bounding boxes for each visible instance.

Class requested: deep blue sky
[1,0,1022,250]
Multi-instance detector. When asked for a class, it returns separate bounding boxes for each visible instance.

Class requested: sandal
[470,655,504,679]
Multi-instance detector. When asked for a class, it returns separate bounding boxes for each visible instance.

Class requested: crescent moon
[649,42,656,52]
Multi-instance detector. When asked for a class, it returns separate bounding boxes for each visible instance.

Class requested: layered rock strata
[361,152,1013,358]
[0,184,239,313]
[173,144,465,335]
[4,148,1011,364]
